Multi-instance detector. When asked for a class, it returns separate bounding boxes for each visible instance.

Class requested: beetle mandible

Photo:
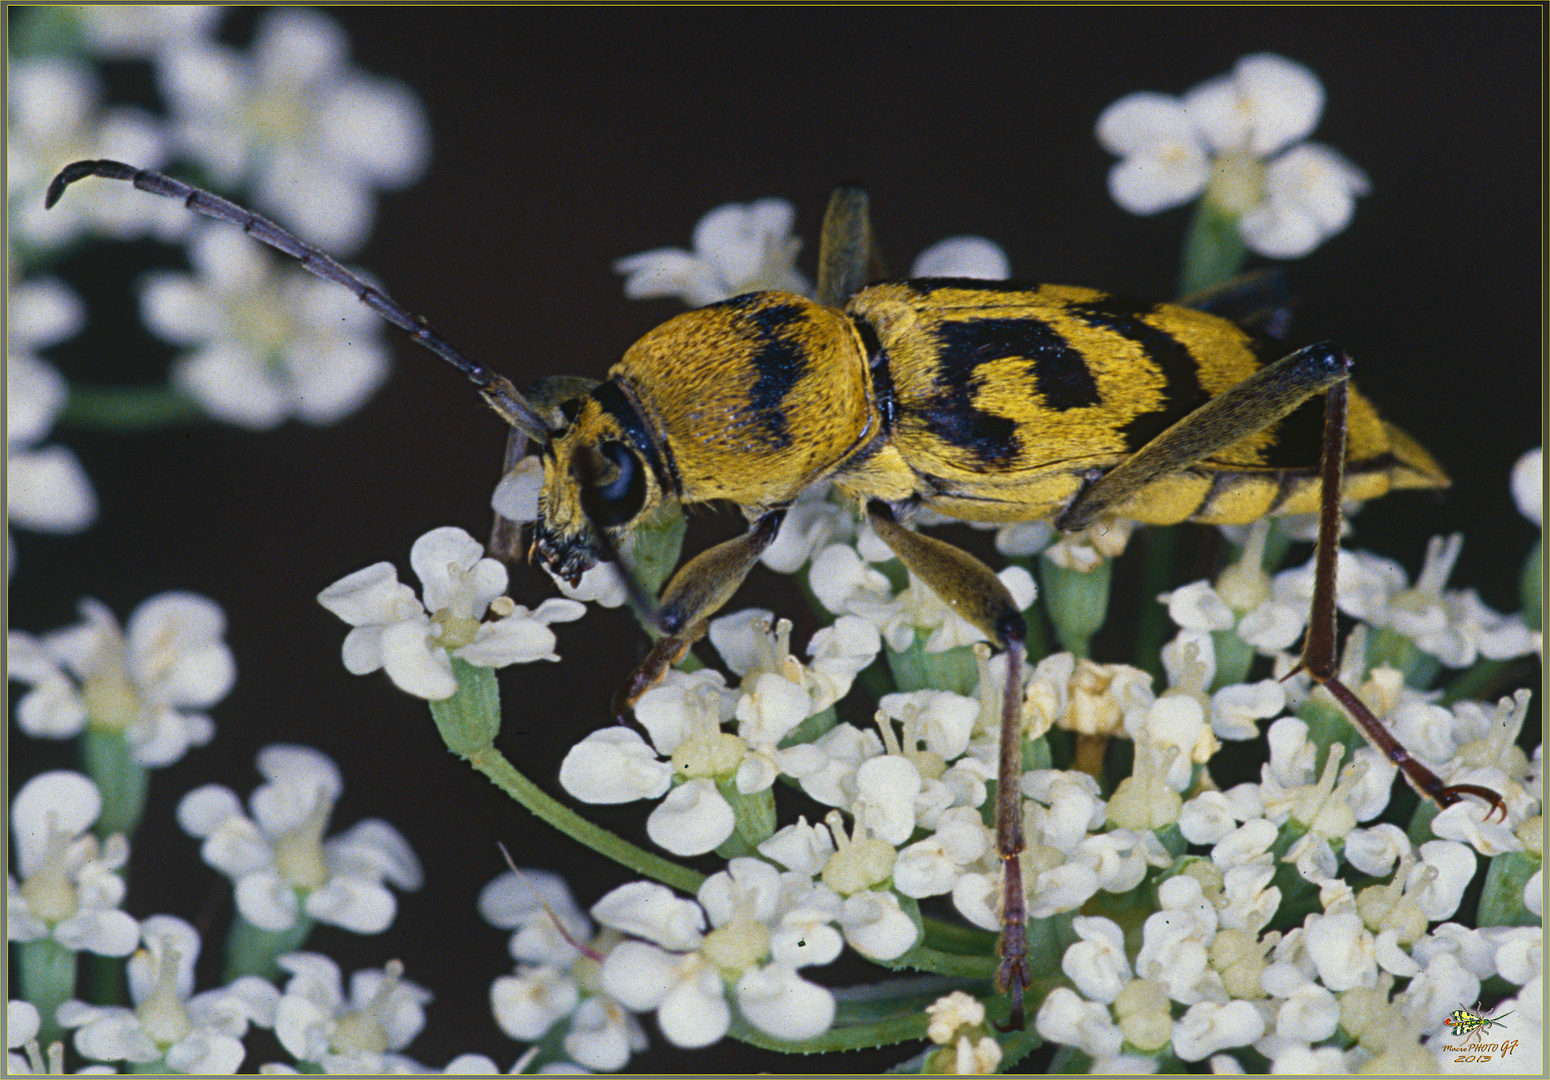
[45,161,1505,1029]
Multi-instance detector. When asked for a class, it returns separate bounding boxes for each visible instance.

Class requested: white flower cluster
[1097,53,1370,258]
[8,592,234,766]
[318,527,585,701]
[614,197,1009,310]
[6,5,430,485]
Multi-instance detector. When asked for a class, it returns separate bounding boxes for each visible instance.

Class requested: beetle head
[523,382,670,586]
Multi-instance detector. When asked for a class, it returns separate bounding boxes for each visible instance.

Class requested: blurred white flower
[141,225,391,430]
[7,279,96,548]
[177,745,422,934]
[7,593,232,766]
[59,915,278,1073]
[158,7,428,254]
[1097,53,1368,258]
[272,954,429,1073]
[78,6,222,59]
[1511,447,1542,528]
[7,57,185,251]
[910,236,1010,280]
[7,772,137,957]
[318,526,584,700]
[615,198,810,307]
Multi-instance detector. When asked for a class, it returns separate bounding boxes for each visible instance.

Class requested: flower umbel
[318,526,585,700]
[1097,53,1370,258]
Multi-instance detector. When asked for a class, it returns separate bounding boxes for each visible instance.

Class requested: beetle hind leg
[1288,382,1507,820]
[864,500,1032,1028]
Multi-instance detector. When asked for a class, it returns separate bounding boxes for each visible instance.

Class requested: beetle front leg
[865,500,1032,1030]
[611,510,786,722]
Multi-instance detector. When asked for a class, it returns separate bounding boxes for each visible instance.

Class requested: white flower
[139,224,390,429]
[480,870,648,1072]
[78,6,222,59]
[594,863,840,1047]
[1133,876,1222,1005]
[272,954,429,1073]
[8,57,185,250]
[1303,910,1377,992]
[1172,1000,1266,1062]
[1063,917,1133,1004]
[8,593,232,766]
[7,280,96,546]
[177,745,421,934]
[910,236,1010,280]
[319,526,584,700]
[8,772,137,956]
[1511,448,1542,527]
[614,199,809,308]
[1035,987,1122,1060]
[59,916,278,1073]
[1097,53,1368,258]
[158,7,428,254]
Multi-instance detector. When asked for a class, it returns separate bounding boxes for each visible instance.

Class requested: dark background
[10,7,1542,1072]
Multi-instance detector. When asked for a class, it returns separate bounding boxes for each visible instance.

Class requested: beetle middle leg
[610,509,786,722]
[865,500,1033,1030]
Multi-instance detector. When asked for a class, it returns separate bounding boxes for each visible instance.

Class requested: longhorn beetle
[47,160,1506,1030]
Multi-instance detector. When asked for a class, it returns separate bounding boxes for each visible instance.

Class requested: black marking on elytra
[712,297,811,449]
[854,316,897,432]
[1067,294,1208,453]
[918,315,1103,466]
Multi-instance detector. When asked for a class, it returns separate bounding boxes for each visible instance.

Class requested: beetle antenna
[45,159,551,446]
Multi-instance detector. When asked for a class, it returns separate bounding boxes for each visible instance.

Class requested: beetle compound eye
[580,441,646,528]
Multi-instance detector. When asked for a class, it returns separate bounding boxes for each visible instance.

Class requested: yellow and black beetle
[46,161,1505,1029]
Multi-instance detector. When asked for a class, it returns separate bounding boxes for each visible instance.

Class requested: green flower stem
[18,937,76,1047]
[1179,198,1248,298]
[714,779,776,858]
[62,385,206,430]
[886,637,978,696]
[1439,658,1511,706]
[130,1057,173,1074]
[888,941,996,981]
[81,727,149,840]
[1476,850,1541,927]
[727,1009,929,1055]
[1040,555,1112,659]
[430,660,704,896]
[223,911,314,983]
[920,914,997,957]
[1365,626,1440,689]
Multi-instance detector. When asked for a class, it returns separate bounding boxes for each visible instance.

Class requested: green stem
[430,661,704,896]
[1439,658,1510,706]
[1476,850,1541,927]
[81,727,149,840]
[61,385,206,431]
[1179,199,1248,297]
[222,912,314,983]
[18,937,77,1047]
